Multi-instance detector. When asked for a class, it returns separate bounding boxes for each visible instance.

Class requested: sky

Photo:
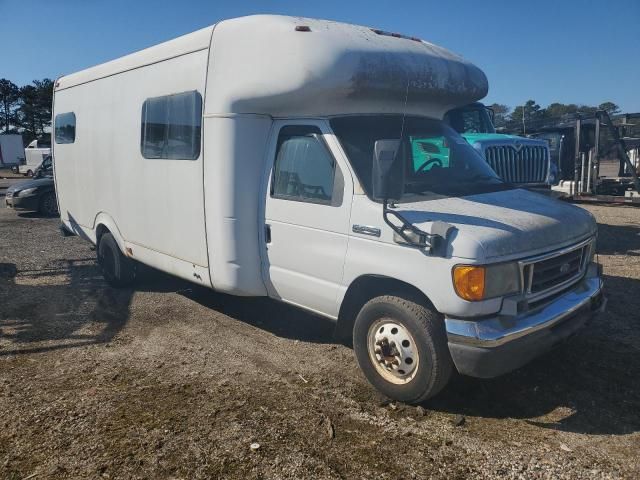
[2,0,639,113]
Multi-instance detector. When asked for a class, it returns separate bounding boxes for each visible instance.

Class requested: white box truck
[21,138,51,176]
[53,15,605,403]
[0,134,24,167]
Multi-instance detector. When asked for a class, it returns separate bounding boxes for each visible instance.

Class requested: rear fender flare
[93,212,126,253]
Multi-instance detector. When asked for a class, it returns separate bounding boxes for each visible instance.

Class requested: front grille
[483,145,549,184]
[526,245,588,295]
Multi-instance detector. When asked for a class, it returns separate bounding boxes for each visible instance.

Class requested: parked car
[53,15,604,403]
[5,174,58,216]
[33,155,53,178]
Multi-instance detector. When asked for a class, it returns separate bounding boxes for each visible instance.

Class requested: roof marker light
[295,25,311,32]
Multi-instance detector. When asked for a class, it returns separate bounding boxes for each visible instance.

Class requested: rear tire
[97,232,135,288]
[353,295,453,404]
[39,192,58,216]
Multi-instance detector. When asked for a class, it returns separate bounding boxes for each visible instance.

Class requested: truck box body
[0,134,24,166]
[20,139,51,175]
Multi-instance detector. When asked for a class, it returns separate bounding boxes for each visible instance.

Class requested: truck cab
[445,102,555,186]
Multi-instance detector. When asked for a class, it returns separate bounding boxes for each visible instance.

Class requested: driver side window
[271,126,341,206]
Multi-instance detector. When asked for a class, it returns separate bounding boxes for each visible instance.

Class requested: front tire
[353,295,453,404]
[97,232,135,288]
[39,192,58,216]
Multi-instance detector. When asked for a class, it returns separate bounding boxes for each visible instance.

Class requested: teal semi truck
[444,102,554,186]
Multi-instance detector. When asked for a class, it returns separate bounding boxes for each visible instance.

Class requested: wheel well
[334,275,435,344]
[95,224,110,247]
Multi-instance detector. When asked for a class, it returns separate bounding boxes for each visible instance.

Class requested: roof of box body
[55,26,214,90]
[56,15,488,117]
[205,16,488,116]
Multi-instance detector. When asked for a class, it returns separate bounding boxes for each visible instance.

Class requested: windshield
[330,115,509,198]
[444,106,495,134]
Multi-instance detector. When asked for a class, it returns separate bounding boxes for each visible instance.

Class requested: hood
[397,188,596,261]
[6,177,54,193]
[462,133,547,146]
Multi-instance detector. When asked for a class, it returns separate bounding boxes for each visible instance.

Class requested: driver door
[263,120,352,317]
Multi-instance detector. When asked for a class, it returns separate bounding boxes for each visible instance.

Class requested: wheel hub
[368,320,419,383]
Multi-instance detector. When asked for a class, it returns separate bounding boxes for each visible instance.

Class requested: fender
[92,211,127,252]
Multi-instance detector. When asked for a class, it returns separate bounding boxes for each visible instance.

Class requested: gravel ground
[1,188,639,479]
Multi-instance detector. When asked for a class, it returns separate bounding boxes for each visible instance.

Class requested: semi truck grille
[522,242,590,298]
[483,145,549,184]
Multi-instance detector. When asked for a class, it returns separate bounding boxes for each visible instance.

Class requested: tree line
[0,76,626,142]
[488,100,621,133]
[0,78,53,145]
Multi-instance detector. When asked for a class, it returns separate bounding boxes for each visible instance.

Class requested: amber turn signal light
[452,265,486,301]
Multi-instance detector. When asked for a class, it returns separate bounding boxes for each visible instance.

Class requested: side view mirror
[372,139,404,201]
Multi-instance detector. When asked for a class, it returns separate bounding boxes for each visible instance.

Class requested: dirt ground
[1,191,639,479]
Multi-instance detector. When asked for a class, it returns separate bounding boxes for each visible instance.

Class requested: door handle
[265,224,272,244]
[352,224,381,237]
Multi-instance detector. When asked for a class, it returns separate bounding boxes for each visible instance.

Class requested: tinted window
[141,91,202,160]
[272,126,337,205]
[445,107,495,134]
[38,134,52,148]
[54,112,76,144]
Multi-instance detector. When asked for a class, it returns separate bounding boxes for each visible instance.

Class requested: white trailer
[0,134,24,167]
[54,15,604,403]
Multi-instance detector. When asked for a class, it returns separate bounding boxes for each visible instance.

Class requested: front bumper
[445,264,605,378]
[5,194,39,211]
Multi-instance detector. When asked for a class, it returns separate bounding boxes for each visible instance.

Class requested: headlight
[452,262,520,301]
[17,187,37,196]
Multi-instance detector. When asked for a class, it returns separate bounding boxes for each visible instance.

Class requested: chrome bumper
[446,263,605,348]
[444,263,605,378]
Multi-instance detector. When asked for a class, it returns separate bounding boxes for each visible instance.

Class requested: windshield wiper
[463,173,501,183]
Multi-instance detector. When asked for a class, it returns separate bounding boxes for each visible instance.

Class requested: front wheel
[353,295,453,404]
